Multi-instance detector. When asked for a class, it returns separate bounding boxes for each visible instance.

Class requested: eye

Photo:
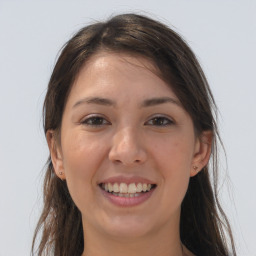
[81,115,111,126]
[145,116,174,126]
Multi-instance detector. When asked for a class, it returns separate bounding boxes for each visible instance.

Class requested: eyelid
[80,114,111,126]
[144,114,175,126]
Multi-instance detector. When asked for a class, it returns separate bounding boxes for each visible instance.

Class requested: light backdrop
[0,1,255,255]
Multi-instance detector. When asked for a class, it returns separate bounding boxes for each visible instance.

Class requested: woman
[32,13,236,256]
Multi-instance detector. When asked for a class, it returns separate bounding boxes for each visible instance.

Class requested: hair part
[32,13,236,256]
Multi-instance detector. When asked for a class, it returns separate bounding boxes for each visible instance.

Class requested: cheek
[61,132,107,206]
[62,132,105,174]
[151,134,194,175]
[150,135,194,202]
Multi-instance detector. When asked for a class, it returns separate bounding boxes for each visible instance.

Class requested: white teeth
[108,183,113,192]
[113,183,119,193]
[119,183,128,193]
[128,183,137,193]
[112,192,141,197]
[102,182,154,194]
[136,183,143,192]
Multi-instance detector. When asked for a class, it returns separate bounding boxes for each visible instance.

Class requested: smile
[100,182,156,196]
[99,182,157,206]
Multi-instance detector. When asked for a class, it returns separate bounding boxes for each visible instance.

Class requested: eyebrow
[72,97,116,109]
[141,97,181,107]
[72,96,181,109]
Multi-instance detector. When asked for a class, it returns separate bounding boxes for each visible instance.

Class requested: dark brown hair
[32,13,236,256]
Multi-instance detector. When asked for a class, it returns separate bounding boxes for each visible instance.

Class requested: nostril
[113,159,122,164]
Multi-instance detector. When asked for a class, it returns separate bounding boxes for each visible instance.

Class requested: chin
[100,215,155,240]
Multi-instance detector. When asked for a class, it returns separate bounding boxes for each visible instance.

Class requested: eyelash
[81,115,174,127]
[144,116,174,126]
[81,115,110,126]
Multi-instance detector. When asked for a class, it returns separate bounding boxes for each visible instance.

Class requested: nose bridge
[109,125,146,165]
[117,126,137,151]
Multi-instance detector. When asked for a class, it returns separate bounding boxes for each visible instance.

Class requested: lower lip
[100,187,156,207]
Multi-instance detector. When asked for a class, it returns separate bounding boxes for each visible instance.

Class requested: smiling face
[48,52,211,242]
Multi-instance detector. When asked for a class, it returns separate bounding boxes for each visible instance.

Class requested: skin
[48,52,212,256]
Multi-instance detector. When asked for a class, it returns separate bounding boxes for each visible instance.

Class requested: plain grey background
[0,1,255,255]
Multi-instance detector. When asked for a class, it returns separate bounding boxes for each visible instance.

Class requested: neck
[81,216,184,256]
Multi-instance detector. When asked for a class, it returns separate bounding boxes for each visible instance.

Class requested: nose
[109,127,147,166]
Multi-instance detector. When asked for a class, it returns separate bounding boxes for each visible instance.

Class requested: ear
[46,130,66,180]
[190,130,213,177]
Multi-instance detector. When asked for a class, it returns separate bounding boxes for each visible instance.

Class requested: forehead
[79,52,161,84]
[68,52,178,102]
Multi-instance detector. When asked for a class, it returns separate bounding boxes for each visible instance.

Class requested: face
[49,52,211,241]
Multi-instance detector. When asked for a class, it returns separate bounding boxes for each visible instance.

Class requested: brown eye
[81,116,111,126]
[145,116,174,126]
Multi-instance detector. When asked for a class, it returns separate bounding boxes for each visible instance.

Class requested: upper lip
[98,175,156,185]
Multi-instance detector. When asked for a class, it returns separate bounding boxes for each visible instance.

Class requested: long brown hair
[32,13,236,256]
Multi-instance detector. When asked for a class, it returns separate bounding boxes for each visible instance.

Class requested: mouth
[99,182,157,198]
